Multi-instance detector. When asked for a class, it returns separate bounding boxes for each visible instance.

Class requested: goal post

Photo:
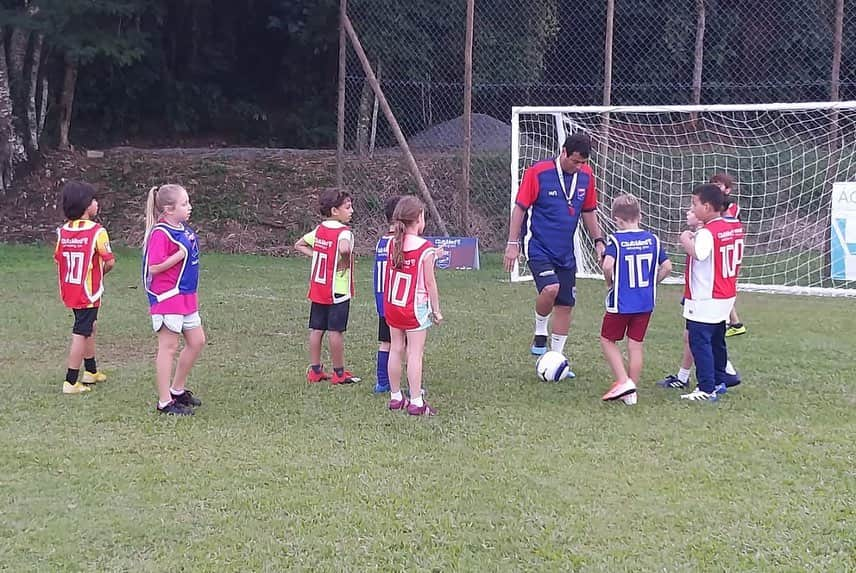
[510,101,856,297]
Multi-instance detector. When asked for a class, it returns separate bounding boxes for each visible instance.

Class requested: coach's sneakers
[602,379,637,401]
[657,374,689,389]
[81,370,107,384]
[331,370,361,385]
[680,387,719,402]
[171,388,202,407]
[62,381,92,394]
[157,400,194,416]
[530,335,548,356]
[725,323,747,337]
[407,401,437,416]
[388,396,410,410]
[306,365,331,384]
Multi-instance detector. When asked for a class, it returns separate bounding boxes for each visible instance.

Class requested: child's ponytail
[391,220,407,269]
[143,186,159,248]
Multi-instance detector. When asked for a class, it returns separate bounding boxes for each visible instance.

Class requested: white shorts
[408,303,432,332]
[152,311,202,333]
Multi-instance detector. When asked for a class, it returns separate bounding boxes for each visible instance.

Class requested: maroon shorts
[601,312,652,342]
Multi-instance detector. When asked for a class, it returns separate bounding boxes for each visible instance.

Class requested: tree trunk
[38,76,48,140]
[58,55,78,151]
[355,73,374,156]
[24,33,43,155]
[0,35,17,192]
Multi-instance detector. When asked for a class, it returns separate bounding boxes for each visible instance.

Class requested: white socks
[550,334,567,354]
[677,367,691,383]
[534,312,550,336]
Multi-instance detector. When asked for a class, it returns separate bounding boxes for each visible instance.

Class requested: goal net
[510,102,856,297]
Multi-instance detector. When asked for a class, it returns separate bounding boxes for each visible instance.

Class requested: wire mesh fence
[339,0,855,254]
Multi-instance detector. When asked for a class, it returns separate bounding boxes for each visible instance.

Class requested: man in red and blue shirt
[504,134,606,360]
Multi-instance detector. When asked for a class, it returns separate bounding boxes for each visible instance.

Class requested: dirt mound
[408,113,512,152]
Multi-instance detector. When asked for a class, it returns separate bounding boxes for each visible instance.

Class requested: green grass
[1,244,854,572]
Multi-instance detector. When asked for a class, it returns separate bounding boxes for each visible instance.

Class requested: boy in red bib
[679,183,745,402]
[710,172,747,337]
[54,181,115,394]
[295,189,360,385]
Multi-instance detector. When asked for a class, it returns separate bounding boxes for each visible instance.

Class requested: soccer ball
[535,351,570,382]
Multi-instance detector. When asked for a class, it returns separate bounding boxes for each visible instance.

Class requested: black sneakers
[157,400,194,416]
[171,389,202,407]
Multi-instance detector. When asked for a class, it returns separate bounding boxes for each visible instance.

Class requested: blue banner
[425,236,480,270]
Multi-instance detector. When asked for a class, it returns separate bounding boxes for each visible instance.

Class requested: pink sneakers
[406,401,436,416]
[388,396,410,410]
[602,379,637,401]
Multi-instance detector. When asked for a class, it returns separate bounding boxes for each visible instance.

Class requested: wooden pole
[336,0,347,189]
[690,0,706,125]
[602,0,614,107]
[343,14,449,235]
[462,0,474,234]
[831,0,844,103]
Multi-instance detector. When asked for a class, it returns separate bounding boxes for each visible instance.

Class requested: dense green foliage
[0,1,854,148]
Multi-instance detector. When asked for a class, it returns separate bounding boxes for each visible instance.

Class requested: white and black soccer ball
[535,351,570,382]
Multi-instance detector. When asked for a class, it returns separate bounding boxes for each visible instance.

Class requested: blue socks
[375,350,390,392]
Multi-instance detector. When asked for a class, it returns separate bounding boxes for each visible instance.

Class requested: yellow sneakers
[63,381,92,394]
[82,371,107,384]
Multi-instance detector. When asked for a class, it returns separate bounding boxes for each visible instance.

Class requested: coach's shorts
[601,311,652,342]
[72,307,99,337]
[309,300,350,332]
[527,259,576,307]
[377,315,391,343]
[152,311,202,333]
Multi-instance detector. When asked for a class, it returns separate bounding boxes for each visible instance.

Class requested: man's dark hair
[383,195,402,224]
[692,183,730,212]
[562,133,592,158]
[319,188,351,217]
[61,180,96,220]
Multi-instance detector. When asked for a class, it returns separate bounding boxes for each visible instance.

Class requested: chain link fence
[339,0,856,254]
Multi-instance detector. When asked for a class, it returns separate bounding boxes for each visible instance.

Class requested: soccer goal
[510,101,856,297]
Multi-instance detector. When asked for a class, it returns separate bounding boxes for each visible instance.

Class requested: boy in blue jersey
[503,134,606,360]
[600,194,672,404]
[372,196,402,393]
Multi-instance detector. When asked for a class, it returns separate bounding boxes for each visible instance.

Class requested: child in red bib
[295,189,360,385]
[54,181,115,394]
[382,196,443,416]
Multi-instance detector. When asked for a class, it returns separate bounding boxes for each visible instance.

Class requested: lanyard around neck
[555,157,579,204]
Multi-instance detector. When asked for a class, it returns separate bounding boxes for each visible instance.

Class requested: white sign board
[831,182,856,280]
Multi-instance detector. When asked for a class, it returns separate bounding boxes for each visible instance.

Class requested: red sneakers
[306,365,331,384]
[330,370,361,385]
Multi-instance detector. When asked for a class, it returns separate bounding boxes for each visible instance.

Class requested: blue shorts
[527,259,576,307]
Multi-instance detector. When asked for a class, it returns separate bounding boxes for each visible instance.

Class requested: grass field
[1,244,854,572]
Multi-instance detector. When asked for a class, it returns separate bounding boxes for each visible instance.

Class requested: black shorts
[309,300,350,332]
[72,307,99,336]
[527,259,577,307]
[377,316,391,343]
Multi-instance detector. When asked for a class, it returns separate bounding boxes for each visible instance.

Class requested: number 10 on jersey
[720,239,744,278]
